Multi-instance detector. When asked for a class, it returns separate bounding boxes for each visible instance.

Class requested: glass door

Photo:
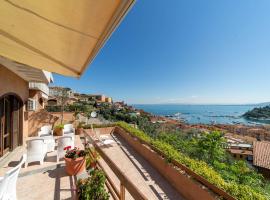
[3,97,11,154]
[0,98,3,156]
[12,97,20,149]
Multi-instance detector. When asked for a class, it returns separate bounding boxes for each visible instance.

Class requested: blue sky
[53,0,270,105]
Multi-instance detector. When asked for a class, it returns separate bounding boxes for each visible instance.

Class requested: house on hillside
[253,141,270,178]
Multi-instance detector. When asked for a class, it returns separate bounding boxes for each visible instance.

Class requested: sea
[133,104,270,125]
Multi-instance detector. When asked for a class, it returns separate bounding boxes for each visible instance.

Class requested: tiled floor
[90,133,184,200]
[1,132,184,200]
[0,135,84,200]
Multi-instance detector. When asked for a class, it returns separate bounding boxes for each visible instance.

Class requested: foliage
[77,169,109,200]
[115,121,269,200]
[85,147,100,170]
[65,147,86,160]
[54,124,64,129]
[243,106,270,119]
[82,123,115,129]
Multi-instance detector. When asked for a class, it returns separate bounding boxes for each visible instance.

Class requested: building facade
[0,58,53,158]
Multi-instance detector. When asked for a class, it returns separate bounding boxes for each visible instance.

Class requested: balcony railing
[29,82,49,96]
[84,132,147,200]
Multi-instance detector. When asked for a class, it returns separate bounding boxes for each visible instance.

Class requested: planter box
[115,127,215,200]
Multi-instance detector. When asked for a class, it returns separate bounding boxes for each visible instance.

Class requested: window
[27,99,36,111]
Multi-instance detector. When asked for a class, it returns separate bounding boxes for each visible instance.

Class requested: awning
[0,0,135,77]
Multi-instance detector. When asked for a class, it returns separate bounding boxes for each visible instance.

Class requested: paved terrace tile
[91,132,185,200]
[0,135,84,200]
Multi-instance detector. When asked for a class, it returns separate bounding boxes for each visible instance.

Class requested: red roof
[253,141,270,169]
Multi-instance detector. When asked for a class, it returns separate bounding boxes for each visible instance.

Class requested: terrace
[0,131,185,200]
[0,123,238,200]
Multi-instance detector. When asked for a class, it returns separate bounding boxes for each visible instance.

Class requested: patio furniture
[63,124,75,135]
[57,136,74,162]
[0,154,26,200]
[95,130,115,146]
[25,138,47,167]
[39,125,53,137]
[38,127,56,152]
[42,135,56,152]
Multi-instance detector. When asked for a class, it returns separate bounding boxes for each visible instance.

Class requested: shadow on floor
[45,166,77,200]
[112,133,184,200]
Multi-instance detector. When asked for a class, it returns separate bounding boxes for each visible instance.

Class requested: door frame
[0,93,23,157]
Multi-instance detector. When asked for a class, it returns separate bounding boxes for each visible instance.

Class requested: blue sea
[133,104,269,125]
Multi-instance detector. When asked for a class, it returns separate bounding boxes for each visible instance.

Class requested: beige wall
[29,90,44,110]
[0,65,28,101]
[28,110,59,137]
[0,65,29,141]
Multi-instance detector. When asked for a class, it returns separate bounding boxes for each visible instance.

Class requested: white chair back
[27,138,46,154]
[63,124,74,134]
[26,139,47,167]
[39,125,53,136]
[41,125,52,133]
[57,136,74,162]
[0,154,26,200]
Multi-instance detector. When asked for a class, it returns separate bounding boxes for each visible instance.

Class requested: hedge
[114,121,268,200]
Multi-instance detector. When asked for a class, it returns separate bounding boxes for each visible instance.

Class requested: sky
[52,0,270,105]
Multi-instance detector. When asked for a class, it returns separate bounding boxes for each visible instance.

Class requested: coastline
[134,105,270,142]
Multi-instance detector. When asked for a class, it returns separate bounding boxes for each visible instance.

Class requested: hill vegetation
[243,106,270,119]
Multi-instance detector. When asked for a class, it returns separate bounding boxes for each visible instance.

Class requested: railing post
[120,183,125,200]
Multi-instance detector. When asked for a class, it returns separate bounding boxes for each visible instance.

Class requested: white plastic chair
[63,124,75,135]
[38,127,55,152]
[25,138,47,167]
[0,154,26,200]
[39,125,53,137]
[57,136,74,162]
[41,135,56,152]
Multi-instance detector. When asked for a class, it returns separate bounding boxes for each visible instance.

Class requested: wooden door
[12,97,20,149]
[3,97,11,154]
[0,98,3,156]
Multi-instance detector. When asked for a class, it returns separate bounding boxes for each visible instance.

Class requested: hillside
[243,106,270,119]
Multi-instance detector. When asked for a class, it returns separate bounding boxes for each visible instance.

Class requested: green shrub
[115,121,268,200]
[77,169,109,200]
[82,123,115,129]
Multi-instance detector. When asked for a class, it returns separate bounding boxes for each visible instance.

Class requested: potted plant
[85,147,99,170]
[64,146,86,175]
[77,169,109,200]
[53,124,64,136]
[75,122,85,135]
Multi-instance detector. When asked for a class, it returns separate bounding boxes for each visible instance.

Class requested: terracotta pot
[90,161,97,169]
[64,157,86,176]
[75,128,84,135]
[53,128,63,136]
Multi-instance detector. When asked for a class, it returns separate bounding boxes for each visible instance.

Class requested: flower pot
[64,157,86,176]
[90,161,97,169]
[54,127,63,136]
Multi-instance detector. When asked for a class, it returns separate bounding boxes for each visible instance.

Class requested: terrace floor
[0,132,184,200]
[0,135,84,200]
[86,130,184,200]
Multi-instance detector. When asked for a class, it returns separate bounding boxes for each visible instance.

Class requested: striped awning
[0,0,134,77]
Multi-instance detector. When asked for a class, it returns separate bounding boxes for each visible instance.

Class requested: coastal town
[1,1,270,200]
[44,86,270,178]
